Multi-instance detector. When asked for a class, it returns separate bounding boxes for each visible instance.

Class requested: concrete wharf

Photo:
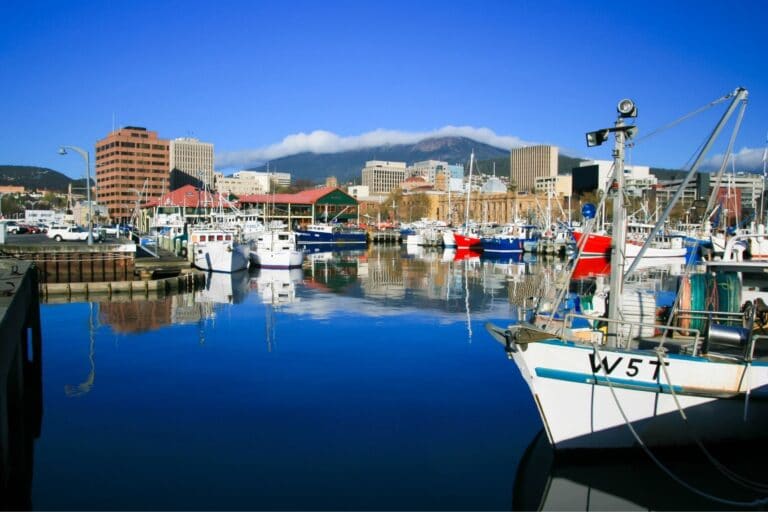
[0,260,42,509]
[0,237,204,301]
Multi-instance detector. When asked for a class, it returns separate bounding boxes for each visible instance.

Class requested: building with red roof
[238,186,360,227]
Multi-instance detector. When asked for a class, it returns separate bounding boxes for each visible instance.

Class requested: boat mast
[607,115,628,346]
[464,151,474,231]
[585,99,638,347]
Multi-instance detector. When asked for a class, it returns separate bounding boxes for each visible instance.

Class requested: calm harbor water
[30,246,767,510]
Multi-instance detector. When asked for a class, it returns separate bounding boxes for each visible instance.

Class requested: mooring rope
[655,347,768,493]
[590,341,768,507]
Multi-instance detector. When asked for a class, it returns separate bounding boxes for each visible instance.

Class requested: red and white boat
[573,226,687,259]
[453,231,482,250]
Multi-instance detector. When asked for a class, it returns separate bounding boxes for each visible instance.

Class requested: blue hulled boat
[295,223,367,245]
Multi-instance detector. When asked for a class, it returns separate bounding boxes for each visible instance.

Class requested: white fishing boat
[189,227,250,273]
[248,230,304,269]
[486,89,768,451]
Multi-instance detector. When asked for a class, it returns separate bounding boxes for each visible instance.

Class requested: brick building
[95,127,169,223]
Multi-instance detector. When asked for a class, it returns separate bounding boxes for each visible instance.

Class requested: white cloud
[216,126,529,169]
[702,146,767,173]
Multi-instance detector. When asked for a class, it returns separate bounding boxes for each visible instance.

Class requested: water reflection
[250,267,303,306]
[34,246,768,510]
[513,432,768,510]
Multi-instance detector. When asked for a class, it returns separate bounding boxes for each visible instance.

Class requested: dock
[0,237,205,301]
[368,230,401,244]
[0,260,42,509]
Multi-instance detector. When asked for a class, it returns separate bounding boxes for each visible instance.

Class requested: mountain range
[0,165,89,192]
[247,137,510,183]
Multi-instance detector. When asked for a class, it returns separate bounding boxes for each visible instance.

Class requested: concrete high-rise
[510,145,558,193]
[361,160,407,196]
[169,137,214,191]
[95,126,169,223]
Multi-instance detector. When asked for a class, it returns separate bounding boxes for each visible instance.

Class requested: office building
[95,126,169,223]
[510,145,558,193]
[169,137,214,191]
[361,161,407,196]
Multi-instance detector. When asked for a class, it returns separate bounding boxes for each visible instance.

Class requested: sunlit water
[30,246,768,510]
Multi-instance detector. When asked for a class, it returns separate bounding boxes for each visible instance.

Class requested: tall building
[95,126,169,223]
[169,137,214,191]
[510,145,558,193]
[361,161,407,196]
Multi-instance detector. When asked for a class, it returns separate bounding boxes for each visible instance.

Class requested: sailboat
[452,151,483,250]
[485,89,768,451]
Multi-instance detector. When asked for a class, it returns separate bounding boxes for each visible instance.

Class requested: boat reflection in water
[250,267,304,306]
[198,270,250,305]
[513,432,768,510]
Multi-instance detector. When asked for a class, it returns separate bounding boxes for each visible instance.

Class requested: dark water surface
[30,247,767,510]
[33,247,541,510]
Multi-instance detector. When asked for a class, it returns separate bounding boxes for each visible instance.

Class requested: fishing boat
[486,89,768,451]
[189,226,250,273]
[248,229,304,269]
[481,223,539,253]
[294,223,367,246]
[572,222,687,259]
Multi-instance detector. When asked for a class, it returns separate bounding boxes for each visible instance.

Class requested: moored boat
[189,227,250,273]
[485,89,768,451]
[295,223,367,246]
[249,230,304,269]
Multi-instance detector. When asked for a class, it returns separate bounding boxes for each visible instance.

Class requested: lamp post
[59,145,93,245]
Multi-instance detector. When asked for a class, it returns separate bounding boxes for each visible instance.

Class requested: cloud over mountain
[216,126,529,169]
[702,146,767,173]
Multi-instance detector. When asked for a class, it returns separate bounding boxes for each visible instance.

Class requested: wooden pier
[0,260,42,509]
[368,230,401,244]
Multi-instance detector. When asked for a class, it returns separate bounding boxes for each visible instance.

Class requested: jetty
[0,237,205,301]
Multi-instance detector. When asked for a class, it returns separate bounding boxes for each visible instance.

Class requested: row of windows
[97,141,166,152]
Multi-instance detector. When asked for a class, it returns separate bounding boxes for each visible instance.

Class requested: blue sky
[2,0,768,179]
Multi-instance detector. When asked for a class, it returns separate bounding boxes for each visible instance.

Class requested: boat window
[217,235,224,241]
[225,234,231,241]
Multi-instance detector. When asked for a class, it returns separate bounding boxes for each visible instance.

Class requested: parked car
[95,224,119,237]
[2,220,27,234]
[46,225,102,242]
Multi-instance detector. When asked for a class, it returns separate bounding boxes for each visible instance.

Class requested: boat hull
[250,249,304,269]
[573,231,687,258]
[506,335,768,450]
[193,242,249,273]
[454,232,482,250]
[295,230,366,245]
[480,236,526,253]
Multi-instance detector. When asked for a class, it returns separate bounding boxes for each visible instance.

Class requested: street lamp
[59,145,94,245]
